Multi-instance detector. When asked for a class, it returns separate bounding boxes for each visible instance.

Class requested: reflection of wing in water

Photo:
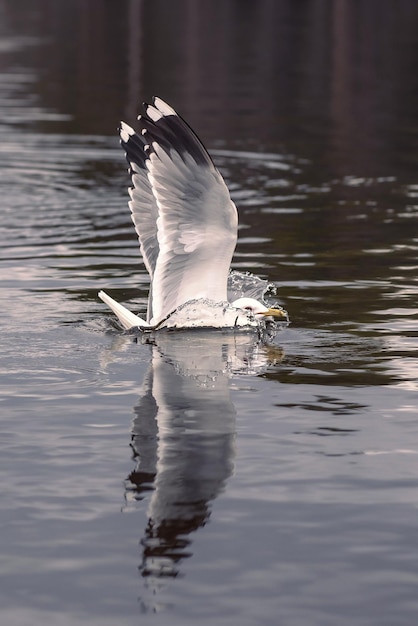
[126,332,283,579]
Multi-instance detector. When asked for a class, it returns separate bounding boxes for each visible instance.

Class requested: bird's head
[232,297,288,321]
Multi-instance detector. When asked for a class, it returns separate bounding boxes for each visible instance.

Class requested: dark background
[2,0,418,178]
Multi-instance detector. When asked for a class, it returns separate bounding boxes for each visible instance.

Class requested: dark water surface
[1,2,418,625]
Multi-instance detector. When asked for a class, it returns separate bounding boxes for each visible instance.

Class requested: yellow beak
[262,307,288,320]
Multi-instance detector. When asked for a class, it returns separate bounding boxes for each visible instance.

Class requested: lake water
[1,2,418,625]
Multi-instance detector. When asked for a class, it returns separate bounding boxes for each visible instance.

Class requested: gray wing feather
[120,98,238,326]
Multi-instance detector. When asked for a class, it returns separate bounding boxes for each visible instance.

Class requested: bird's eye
[244,306,253,312]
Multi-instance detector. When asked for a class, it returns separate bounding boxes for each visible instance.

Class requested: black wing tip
[119,120,149,170]
[119,97,214,169]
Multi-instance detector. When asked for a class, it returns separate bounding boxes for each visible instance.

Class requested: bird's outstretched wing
[120,97,238,326]
[120,121,159,322]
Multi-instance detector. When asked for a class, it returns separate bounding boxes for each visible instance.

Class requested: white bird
[98,97,287,330]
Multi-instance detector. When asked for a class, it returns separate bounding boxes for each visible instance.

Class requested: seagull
[98,97,287,330]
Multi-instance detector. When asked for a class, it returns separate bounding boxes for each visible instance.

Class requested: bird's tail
[98,290,149,329]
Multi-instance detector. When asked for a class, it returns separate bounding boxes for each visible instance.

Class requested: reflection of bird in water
[98,97,287,330]
[125,331,284,580]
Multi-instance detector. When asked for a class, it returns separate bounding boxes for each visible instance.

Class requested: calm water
[1,2,418,625]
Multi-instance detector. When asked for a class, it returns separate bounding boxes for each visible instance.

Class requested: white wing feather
[120,98,238,326]
[148,147,237,325]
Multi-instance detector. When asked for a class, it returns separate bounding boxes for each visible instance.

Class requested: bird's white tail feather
[98,290,149,329]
